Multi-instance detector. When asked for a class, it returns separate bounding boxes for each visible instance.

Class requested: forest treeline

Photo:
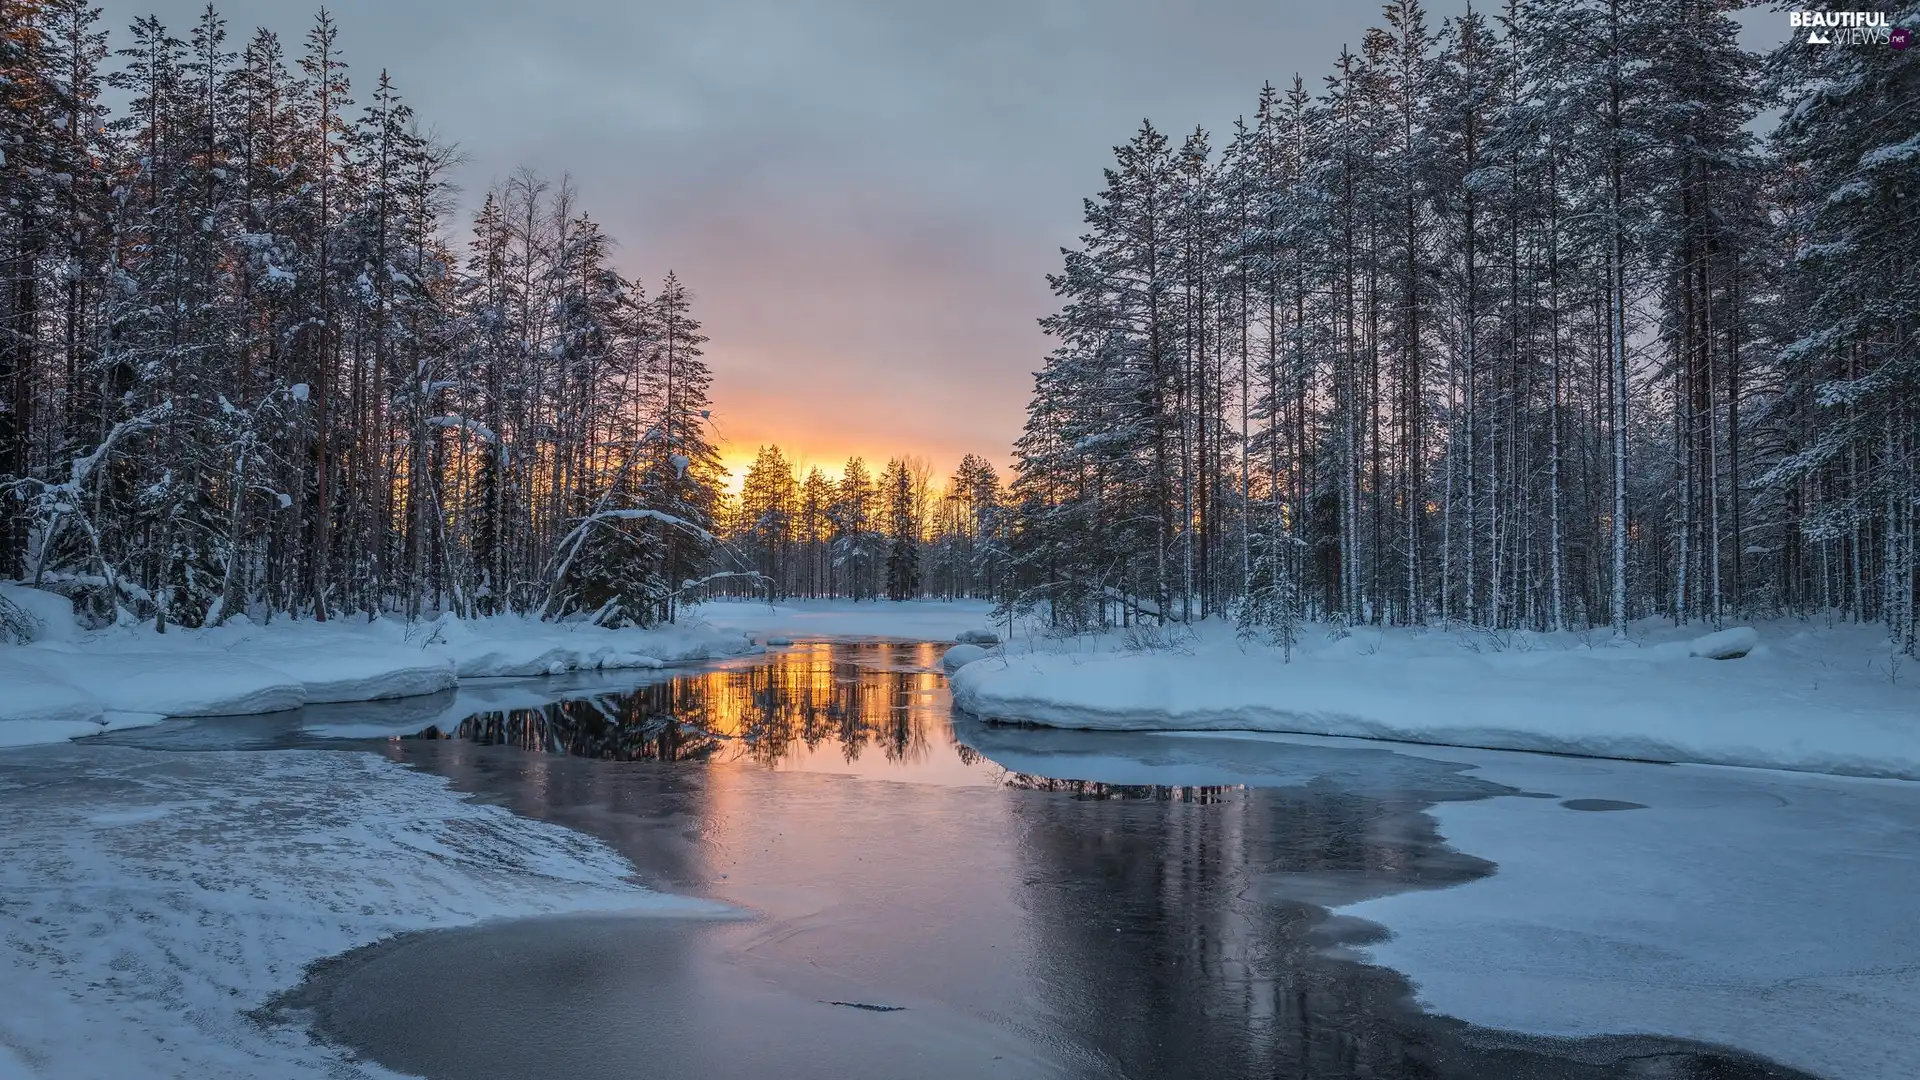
[1004,0,1918,652]
[5,0,1915,652]
[0,2,720,628]
[716,447,1008,603]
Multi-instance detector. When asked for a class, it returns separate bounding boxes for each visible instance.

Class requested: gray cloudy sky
[97,0,1422,479]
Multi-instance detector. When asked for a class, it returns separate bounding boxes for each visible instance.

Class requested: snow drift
[0,587,759,749]
[0,744,731,1079]
[950,620,1920,781]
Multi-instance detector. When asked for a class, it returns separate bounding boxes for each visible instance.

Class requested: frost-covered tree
[1762,3,1920,651]
[881,456,920,601]
[1003,0,1914,654]
[0,5,727,627]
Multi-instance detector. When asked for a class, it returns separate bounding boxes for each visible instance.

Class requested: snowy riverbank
[695,596,1002,642]
[949,618,1920,781]
[1327,736,1920,1080]
[0,583,760,748]
[962,723,1920,1080]
[0,744,732,1080]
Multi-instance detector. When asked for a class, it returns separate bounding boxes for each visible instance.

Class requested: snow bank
[0,584,78,644]
[942,643,990,672]
[1316,738,1920,1080]
[225,641,455,703]
[0,744,731,1079]
[421,613,752,678]
[0,604,757,750]
[0,654,104,745]
[26,648,307,717]
[950,619,1920,781]
[1688,625,1759,659]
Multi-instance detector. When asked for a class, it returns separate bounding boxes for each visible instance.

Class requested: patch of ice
[0,745,731,1079]
[1322,740,1920,1080]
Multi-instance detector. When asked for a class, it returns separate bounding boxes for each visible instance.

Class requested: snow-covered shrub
[0,583,77,643]
[942,643,990,672]
[0,594,37,644]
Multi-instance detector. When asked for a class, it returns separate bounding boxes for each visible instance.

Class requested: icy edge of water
[1330,748,1920,1080]
[948,628,1920,782]
[0,611,762,748]
[0,746,731,1080]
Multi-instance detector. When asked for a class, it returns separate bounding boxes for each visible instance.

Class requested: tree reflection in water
[418,641,950,767]
[382,644,1830,1080]
[1002,775,1242,803]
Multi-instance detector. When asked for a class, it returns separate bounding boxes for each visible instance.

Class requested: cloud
[96,0,1406,478]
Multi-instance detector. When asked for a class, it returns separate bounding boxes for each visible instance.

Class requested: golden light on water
[442,642,989,785]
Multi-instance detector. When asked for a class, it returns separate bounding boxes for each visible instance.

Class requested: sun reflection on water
[419,640,1244,799]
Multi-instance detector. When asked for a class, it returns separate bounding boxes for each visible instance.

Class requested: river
[90,639,1850,1080]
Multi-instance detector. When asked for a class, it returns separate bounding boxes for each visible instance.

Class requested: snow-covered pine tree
[736,444,796,599]
[881,456,920,601]
[1764,2,1920,651]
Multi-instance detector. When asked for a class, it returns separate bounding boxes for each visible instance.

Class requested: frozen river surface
[7,641,1916,1079]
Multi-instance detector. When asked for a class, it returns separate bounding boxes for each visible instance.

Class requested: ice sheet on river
[960,721,1920,1080]
[1153,731,1920,1080]
[0,744,728,1079]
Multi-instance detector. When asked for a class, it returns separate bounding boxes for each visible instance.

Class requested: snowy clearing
[950,618,1920,781]
[0,744,732,1080]
[0,587,759,749]
[697,597,1001,642]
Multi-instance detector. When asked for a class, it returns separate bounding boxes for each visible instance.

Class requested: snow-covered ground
[1307,735,1920,1080]
[950,617,1920,781]
[697,597,1001,643]
[0,582,761,749]
[0,743,732,1080]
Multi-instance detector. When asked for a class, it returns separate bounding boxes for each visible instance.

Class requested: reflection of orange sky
[690,642,981,784]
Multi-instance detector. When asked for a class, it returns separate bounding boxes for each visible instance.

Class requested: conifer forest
[1,2,725,627]
[2,0,1916,656]
[1006,0,1917,651]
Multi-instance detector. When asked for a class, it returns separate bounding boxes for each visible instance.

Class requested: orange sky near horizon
[681,204,1050,499]
[710,409,1011,498]
[711,426,982,498]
